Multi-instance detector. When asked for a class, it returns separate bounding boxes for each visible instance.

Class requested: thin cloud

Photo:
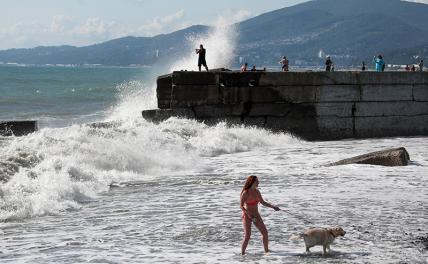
[138,9,188,36]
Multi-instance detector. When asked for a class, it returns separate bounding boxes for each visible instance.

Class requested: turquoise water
[0,65,148,127]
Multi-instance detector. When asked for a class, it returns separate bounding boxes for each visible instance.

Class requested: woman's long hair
[241,175,258,194]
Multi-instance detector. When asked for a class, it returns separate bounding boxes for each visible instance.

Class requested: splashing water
[170,18,237,72]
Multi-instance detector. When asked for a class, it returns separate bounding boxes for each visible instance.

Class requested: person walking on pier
[240,175,280,255]
[196,44,208,72]
[419,60,424,72]
[373,55,385,72]
[279,56,289,72]
[325,56,333,71]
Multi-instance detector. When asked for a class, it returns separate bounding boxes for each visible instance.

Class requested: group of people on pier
[196,44,424,72]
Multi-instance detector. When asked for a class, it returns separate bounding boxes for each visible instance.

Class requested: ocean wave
[0,116,296,221]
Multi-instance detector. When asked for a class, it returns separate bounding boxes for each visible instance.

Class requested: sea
[0,25,427,263]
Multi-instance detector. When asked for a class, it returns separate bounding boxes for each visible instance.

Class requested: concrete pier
[0,121,38,137]
[142,71,428,140]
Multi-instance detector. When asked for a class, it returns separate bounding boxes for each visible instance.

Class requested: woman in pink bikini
[240,175,280,255]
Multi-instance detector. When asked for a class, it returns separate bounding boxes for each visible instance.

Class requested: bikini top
[246,198,260,206]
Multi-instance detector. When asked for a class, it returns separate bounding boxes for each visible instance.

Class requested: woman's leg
[254,217,269,253]
[241,215,252,255]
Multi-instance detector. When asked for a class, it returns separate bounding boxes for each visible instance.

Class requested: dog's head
[329,227,346,237]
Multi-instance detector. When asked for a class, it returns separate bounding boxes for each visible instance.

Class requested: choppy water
[0,59,427,264]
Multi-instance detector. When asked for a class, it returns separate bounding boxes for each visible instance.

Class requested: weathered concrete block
[275,86,317,103]
[0,121,38,136]
[172,71,218,85]
[315,103,354,117]
[249,86,317,103]
[265,116,318,138]
[317,117,354,139]
[248,87,282,103]
[141,108,195,123]
[219,72,264,87]
[361,85,413,101]
[355,102,428,117]
[157,74,173,109]
[170,85,220,107]
[249,103,317,118]
[355,115,428,137]
[193,104,247,118]
[328,147,410,166]
[221,86,252,104]
[316,85,360,102]
[358,72,427,85]
[258,72,360,86]
[413,84,428,101]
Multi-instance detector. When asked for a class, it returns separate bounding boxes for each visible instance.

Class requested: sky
[0,0,311,50]
[1,0,427,51]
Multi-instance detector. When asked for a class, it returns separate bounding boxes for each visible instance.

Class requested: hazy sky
[0,0,311,50]
[2,0,427,50]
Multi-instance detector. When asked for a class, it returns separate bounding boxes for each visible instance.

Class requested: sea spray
[170,18,237,72]
[0,115,298,220]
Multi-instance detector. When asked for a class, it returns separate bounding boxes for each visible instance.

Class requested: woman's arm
[258,190,280,211]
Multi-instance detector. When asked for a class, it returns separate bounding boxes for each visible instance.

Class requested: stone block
[219,72,264,87]
[317,117,354,139]
[361,85,413,101]
[249,103,317,118]
[328,147,410,166]
[0,121,38,136]
[157,74,173,109]
[355,102,428,117]
[316,85,360,102]
[170,85,220,107]
[357,72,426,85]
[258,72,360,86]
[172,71,218,85]
[141,108,195,123]
[355,115,428,138]
[265,116,318,139]
[315,103,354,117]
[250,86,317,103]
[193,104,246,118]
[221,86,251,104]
[413,84,428,101]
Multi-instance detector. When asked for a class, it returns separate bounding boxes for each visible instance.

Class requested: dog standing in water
[293,227,346,255]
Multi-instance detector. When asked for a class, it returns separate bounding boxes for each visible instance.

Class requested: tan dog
[300,227,346,255]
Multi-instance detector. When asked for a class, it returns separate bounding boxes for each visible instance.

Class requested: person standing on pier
[279,56,289,72]
[241,62,248,72]
[240,175,280,255]
[362,61,366,71]
[325,56,333,71]
[419,60,424,72]
[373,55,385,72]
[196,44,208,72]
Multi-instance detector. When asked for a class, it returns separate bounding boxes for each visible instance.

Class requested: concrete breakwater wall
[142,71,428,140]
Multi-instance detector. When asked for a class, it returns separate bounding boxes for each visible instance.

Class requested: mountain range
[0,0,427,67]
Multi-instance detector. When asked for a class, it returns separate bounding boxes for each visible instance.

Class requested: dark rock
[328,147,410,166]
[0,121,38,137]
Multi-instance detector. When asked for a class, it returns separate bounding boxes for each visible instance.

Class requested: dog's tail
[289,233,304,240]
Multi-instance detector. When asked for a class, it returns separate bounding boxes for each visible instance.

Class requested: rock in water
[328,147,410,167]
